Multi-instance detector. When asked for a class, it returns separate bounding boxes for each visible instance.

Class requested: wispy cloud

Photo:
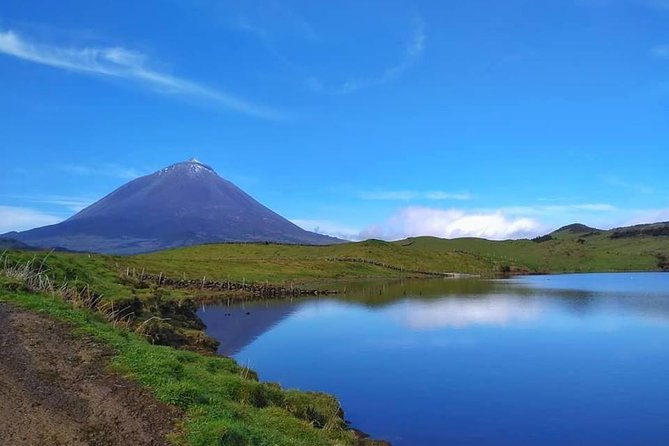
[602,175,653,194]
[0,206,63,233]
[651,44,669,59]
[29,195,92,213]
[0,29,282,119]
[310,14,426,94]
[624,208,669,226]
[501,203,618,215]
[1,194,94,213]
[58,163,146,180]
[359,190,471,201]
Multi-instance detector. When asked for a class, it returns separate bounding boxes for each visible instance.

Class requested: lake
[198,273,669,445]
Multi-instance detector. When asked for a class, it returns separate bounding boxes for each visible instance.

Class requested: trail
[0,302,179,445]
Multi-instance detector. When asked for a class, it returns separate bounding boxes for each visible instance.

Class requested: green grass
[0,288,359,446]
[119,230,669,286]
[122,240,499,285]
[4,226,669,297]
[1,250,132,299]
[396,231,669,273]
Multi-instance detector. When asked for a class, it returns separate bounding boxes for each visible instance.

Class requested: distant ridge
[552,223,601,234]
[6,159,340,254]
[610,221,669,239]
[0,238,36,251]
[550,221,669,239]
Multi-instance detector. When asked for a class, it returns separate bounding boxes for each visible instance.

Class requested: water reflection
[198,274,669,355]
[200,300,300,355]
[385,295,542,329]
[199,273,669,446]
[326,277,505,304]
[513,273,669,322]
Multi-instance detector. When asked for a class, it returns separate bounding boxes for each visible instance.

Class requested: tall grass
[0,250,133,328]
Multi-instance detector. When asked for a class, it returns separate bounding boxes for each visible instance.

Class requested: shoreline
[0,255,392,445]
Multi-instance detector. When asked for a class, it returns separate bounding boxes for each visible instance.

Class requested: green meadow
[122,225,669,286]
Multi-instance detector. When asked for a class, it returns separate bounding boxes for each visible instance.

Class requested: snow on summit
[158,158,215,176]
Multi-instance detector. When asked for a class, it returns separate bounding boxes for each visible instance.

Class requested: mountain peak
[158,158,215,176]
[10,159,340,253]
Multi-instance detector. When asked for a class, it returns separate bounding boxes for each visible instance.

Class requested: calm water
[198,273,669,446]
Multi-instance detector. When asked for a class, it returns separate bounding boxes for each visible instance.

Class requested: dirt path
[0,302,180,445]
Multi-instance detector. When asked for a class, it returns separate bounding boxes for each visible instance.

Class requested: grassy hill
[4,222,667,297]
[120,240,497,285]
[397,223,669,273]
[118,222,669,285]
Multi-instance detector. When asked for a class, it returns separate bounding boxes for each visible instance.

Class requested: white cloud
[270,201,669,245]
[0,29,281,119]
[359,190,471,201]
[291,219,361,240]
[0,206,63,233]
[361,207,543,240]
[352,202,668,241]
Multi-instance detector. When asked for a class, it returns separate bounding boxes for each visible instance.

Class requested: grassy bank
[0,284,369,446]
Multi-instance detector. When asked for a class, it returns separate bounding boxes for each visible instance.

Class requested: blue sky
[1,0,668,240]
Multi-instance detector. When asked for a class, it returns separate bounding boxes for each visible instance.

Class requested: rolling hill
[116,222,669,284]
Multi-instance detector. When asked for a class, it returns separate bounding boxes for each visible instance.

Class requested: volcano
[7,159,339,254]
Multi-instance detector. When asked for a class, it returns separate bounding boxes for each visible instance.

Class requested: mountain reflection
[198,300,300,355]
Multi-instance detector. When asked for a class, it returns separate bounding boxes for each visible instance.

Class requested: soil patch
[0,302,180,445]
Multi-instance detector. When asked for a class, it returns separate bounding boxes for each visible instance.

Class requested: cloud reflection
[388,296,542,329]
